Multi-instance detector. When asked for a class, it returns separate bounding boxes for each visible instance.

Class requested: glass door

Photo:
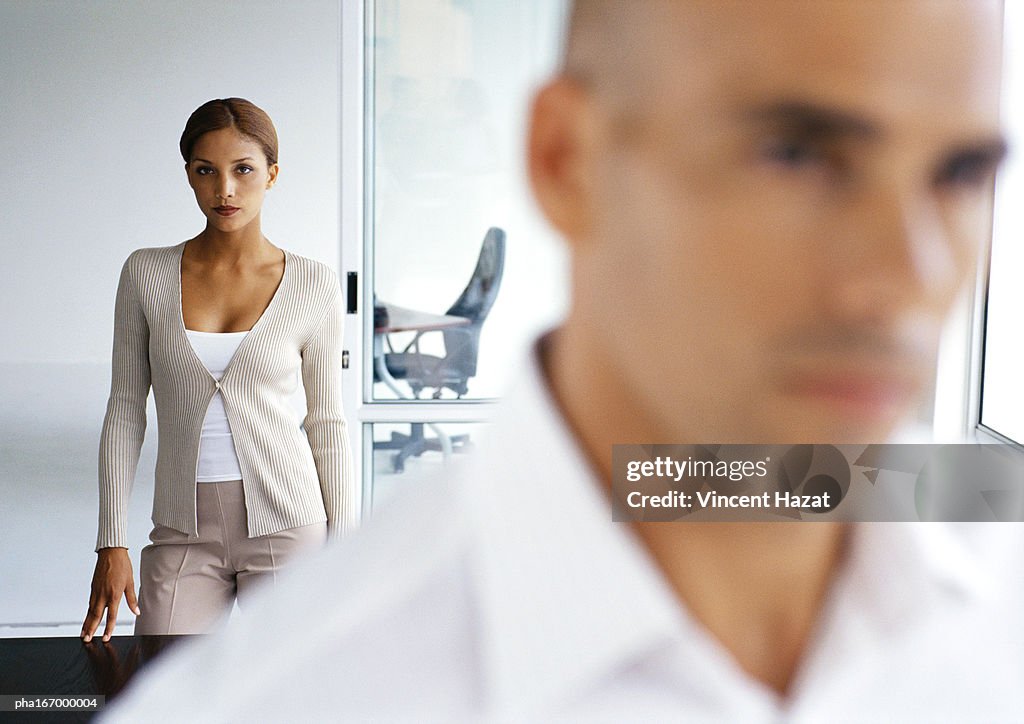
[342,0,570,513]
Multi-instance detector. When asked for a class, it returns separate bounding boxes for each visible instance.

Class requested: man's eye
[760,138,826,168]
[936,154,999,190]
[236,165,253,175]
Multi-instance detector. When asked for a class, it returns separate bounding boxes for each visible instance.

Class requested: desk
[373,301,471,467]
[0,635,193,722]
[373,301,471,396]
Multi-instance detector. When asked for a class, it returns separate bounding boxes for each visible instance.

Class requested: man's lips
[780,370,921,416]
[214,206,240,216]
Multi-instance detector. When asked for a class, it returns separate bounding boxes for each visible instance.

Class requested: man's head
[529,0,1005,444]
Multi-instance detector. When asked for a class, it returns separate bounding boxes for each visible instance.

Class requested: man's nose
[827,185,969,324]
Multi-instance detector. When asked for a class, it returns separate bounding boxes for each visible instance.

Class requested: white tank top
[185,329,248,482]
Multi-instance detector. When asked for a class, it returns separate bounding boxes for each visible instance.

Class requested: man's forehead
[575,0,1003,132]
[671,2,999,142]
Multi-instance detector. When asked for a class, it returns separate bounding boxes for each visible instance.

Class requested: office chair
[375,227,506,471]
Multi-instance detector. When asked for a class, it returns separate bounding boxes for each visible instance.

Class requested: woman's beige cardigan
[96,241,356,550]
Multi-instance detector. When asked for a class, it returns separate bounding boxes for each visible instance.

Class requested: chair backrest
[446,227,506,322]
[442,227,506,381]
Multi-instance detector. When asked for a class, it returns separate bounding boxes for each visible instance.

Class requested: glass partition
[366,0,569,403]
[365,422,486,512]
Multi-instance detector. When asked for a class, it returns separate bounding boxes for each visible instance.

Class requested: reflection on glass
[370,0,569,400]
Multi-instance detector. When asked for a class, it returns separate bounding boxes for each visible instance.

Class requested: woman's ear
[266,163,279,189]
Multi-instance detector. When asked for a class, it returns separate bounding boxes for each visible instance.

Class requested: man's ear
[527,76,599,245]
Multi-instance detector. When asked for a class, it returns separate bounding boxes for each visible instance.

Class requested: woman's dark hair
[179,98,279,165]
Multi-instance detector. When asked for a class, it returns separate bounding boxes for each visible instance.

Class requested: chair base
[374,423,471,473]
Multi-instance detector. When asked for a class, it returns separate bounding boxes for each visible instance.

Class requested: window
[980,1,1024,445]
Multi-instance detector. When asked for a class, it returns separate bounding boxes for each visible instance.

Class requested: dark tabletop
[0,635,195,723]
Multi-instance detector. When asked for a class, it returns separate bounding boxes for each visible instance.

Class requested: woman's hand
[81,547,140,642]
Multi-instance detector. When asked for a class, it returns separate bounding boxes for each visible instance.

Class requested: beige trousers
[134,479,327,635]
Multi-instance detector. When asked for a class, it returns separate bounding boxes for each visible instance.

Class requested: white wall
[0,0,341,630]
[0,0,342,431]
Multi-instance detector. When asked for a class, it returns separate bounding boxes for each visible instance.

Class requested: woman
[81,98,356,641]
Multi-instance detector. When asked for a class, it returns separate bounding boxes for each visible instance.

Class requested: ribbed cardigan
[96,240,357,551]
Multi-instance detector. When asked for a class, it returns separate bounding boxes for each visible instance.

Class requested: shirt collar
[844,521,998,630]
[461,335,996,715]
[462,336,685,714]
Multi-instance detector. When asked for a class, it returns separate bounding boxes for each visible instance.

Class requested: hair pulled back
[179,97,278,165]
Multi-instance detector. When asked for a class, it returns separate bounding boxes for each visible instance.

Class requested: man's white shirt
[102,344,1024,723]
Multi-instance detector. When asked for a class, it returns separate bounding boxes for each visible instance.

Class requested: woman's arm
[301,279,358,540]
[83,252,150,641]
[96,251,152,550]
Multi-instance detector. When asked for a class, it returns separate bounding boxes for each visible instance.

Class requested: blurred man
[104,1,1023,721]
